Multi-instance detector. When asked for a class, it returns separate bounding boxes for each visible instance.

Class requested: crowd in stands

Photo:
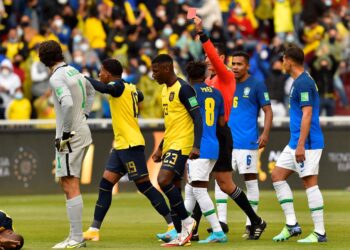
[0,0,350,121]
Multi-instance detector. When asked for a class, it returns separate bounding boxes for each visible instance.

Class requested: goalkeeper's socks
[92,178,114,229]
[67,195,83,242]
[136,181,172,224]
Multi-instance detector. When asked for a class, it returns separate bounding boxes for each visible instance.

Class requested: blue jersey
[228,76,271,149]
[193,83,224,159]
[288,71,324,149]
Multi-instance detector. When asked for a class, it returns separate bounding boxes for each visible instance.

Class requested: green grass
[1,191,349,249]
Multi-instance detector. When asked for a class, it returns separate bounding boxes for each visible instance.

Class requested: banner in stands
[0,127,349,195]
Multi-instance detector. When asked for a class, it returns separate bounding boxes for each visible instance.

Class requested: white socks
[306,185,325,235]
[66,195,84,242]
[273,181,297,226]
[245,179,259,226]
[184,184,196,214]
[193,187,221,233]
[214,180,228,224]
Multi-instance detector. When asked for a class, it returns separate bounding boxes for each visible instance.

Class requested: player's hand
[257,133,269,148]
[189,147,200,160]
[295,145,305,163]
[152,148,162,163]
[193,16,203,33]
[55,131,75,152]
[0,236,20,249]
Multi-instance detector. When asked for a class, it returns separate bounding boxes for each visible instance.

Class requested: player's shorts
[212,124,233,172]
[56,146,88,178]
[105,146,148,181]
[232,149,258,174]
[161,149,189,178]
[187,159,216,183]
[276,145,322,178]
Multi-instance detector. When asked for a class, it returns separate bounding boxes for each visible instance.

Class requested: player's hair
[102,58,123,76]
[213,43,227,56]
[185,61,206,80]
[232,51,250,63]
[151,54,173,64]
[38,40,64,67]
[284,46,304,65]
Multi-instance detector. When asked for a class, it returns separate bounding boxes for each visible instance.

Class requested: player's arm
[51,74,74,151]
[296,85,314,162]
[84,77,95,118]
[152,139,163,163]
[179,84,203,159]
[85,76,125,97]
[217,91,225,127]
[257,83,273,148]
[193,16,233,81]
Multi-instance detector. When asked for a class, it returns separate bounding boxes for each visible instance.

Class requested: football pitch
[1,190,349,250]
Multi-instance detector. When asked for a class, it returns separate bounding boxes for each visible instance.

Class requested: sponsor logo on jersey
[169,92,175,101]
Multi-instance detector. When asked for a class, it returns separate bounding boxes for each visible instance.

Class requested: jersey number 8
[205,98,215,126]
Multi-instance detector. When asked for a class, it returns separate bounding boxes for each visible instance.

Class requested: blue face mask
[14,92,23,100]
[163,27,173,37]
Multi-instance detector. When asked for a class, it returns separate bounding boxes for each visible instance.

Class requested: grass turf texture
[1,191,349,250]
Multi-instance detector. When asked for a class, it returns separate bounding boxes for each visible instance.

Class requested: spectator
[272,0,294,41]
[5,88,31,120]
[0,59,21,119]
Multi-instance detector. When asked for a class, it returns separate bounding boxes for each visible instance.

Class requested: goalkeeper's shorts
[55,146,89,178]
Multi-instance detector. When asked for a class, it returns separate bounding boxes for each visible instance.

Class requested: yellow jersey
[109,81,145,149]
[162,79,196,156]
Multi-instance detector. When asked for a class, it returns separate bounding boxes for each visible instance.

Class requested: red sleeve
[202,39,233,84]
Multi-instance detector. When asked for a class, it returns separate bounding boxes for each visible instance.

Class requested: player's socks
[170,210,182,233]
[161,183,189,220]
[184,184,196,213]
[191,202,202,237]
[229,186,261,225]
[193,187,222,233]
[306,185,325,235]
[273,181,297,225]
[91,178,114,229]
[66,195,83,242]
[245,179,259,226]
[136,181,172,224]
[215,181,228,224]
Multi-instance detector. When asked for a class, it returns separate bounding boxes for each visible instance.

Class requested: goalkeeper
[38,40,95,249]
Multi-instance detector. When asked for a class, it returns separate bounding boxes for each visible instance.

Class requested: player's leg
[53,147,88,249]
[157,150,195,246]
[271,146,301,242]
[214,181,228,230]
[297,150,326,243]
[84,149,124,241]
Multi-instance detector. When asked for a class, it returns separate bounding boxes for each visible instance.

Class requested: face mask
[177,18,186,26]
[139,65,147,74]
[17,27,23,37]
[148,71,153,79]
[286,34,295,43]
[20,22,30,28]
[73,35,82,44]
[163,27,173,36]
[329,37,336,44]
[212,32,220,39]
[1,68,10,76]
[54,19,64,28]
[74,56,83,64]
[144,48,152,56]
[260,50,269,60]
[80,43,89,52]
[14,92,23,100]
[8,38,18,43]
[155,39,164,49]
[234,7,243,16]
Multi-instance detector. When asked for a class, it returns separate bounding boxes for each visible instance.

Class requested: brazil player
[151,54,202,247]
[183,61,228,244]
[82,59,173,242]
[39,40,95,249]
[229,51,273,237]
[0,211,22,250]
[271,46,327,243]
[193,16,266,240]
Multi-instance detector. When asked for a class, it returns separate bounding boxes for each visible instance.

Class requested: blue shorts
[161,149,188,178]
[105,146,148,181]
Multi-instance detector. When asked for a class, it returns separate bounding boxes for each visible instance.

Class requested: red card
[187,8,196,19]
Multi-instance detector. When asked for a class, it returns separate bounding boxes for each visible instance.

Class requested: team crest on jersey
[169,92,175,101]
[243,87,250,98]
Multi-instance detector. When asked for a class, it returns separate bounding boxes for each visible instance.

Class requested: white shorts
[232,149,258,174]
[55,146,88,178]
[276,145,322,178]
[187,159,216,183]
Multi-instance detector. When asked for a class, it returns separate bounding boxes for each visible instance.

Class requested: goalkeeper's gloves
[55,131,75,152]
